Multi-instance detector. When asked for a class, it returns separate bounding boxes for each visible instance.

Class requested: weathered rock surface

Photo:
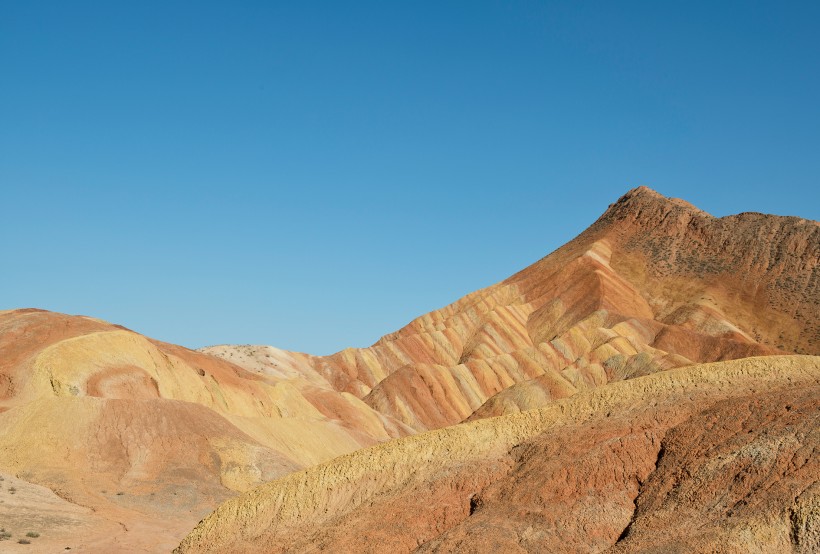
[176,355,820,553]
[609,388,819,553]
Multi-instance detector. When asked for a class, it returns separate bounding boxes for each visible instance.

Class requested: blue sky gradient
[2,1,818,353]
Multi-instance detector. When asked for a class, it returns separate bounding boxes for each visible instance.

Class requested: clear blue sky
[1,1,818,354]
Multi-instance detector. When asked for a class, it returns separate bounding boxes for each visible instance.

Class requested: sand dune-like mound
[0,309,408,551]
[176,355,820,553]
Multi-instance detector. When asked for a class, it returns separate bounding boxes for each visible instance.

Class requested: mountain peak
[599,186,711,227]
[620,185,664,200]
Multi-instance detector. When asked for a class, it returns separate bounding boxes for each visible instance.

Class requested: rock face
[175,356,820,553]
[609,388,819,553]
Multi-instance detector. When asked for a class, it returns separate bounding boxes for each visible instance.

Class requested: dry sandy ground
[0,471,110,553]
[0,470,221,553]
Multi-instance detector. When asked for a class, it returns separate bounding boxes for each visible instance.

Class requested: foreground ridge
[177,355,820,553]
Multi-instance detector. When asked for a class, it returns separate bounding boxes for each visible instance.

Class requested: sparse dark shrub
[26,532,39,538]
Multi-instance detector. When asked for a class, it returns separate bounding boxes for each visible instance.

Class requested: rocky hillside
[212,187,818,432]
[2,186,816,552]
[176,355,820,553]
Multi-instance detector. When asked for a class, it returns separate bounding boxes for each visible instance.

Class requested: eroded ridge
[176,355,820,553]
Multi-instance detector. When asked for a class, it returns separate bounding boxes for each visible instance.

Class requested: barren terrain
[1,187,817,552]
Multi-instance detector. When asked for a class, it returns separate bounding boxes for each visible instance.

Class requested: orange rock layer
[176,356,820,553]
[216,187,816,433]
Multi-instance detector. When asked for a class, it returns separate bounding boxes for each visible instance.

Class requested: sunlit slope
[176,355,820,553]
[222,187,817,432]
[3,186,817,551]
[0,309,409,551]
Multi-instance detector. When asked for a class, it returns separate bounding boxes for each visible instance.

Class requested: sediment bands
[176,355,820,553]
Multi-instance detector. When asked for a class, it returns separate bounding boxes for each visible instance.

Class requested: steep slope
[211,187,817,432]
[176,355,820,553]
[0,309,408,551]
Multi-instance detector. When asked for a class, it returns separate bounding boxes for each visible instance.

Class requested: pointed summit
[620,185,664,200]
[601,186,711,225]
